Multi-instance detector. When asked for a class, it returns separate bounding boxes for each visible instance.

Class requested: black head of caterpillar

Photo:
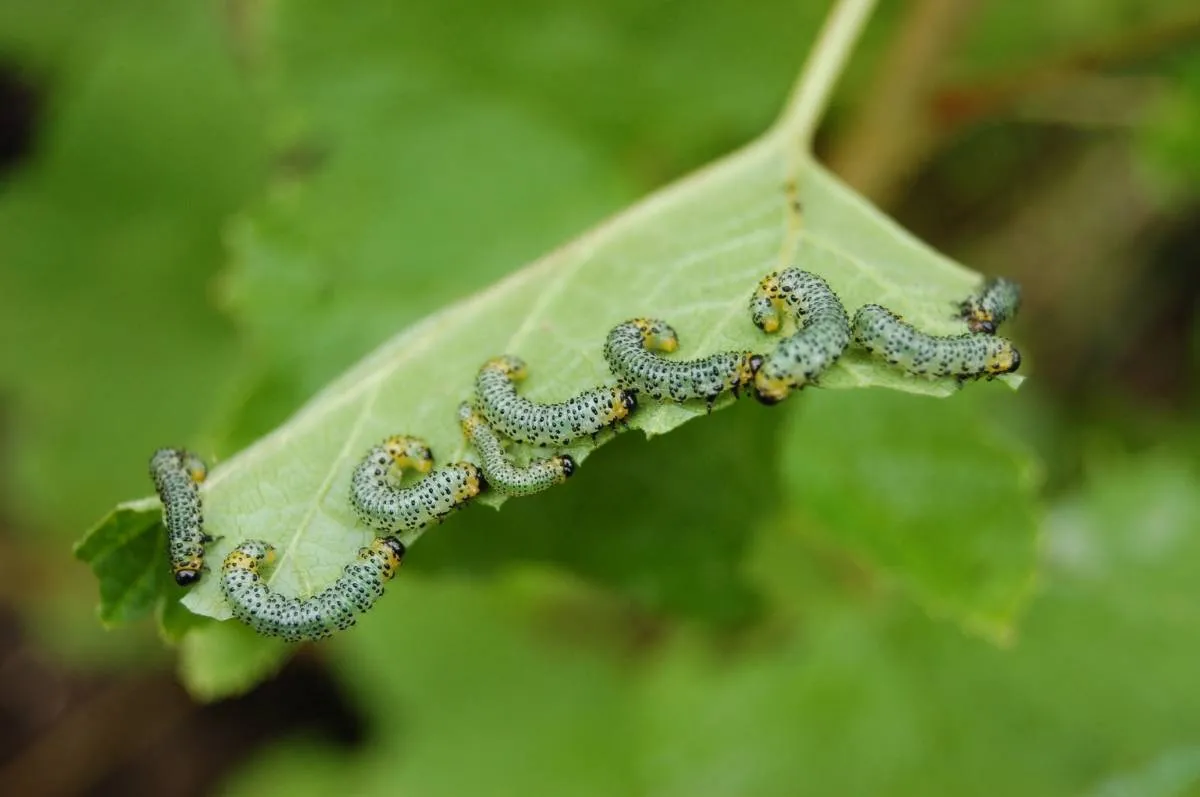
[602,318,763,409]
[957,277,1021,335]
[748,269,851,405]
[474,354,637,447]
[149,448,213,586]
[456,402,575,496]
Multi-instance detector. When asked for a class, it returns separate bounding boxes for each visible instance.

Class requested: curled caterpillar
[457,402,575,496]
[852,303,1021,379]
[474,355,636,446]
[749,269,851,404]
[149,448,212,586]
[958,276,1021,334]
[350,435,486,533]
[221,537,405,642]
[602,318,762,409]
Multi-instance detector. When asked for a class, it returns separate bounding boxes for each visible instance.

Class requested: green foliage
[1139,52,1200,199]
[8,0,1199,793]
[0,0,265,534]
[777,387,1040,637]
[72,503,164,626]
[68,0,1035,700]
[213,451,1200,797]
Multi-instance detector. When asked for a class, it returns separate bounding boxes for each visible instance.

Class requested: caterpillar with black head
[958,276,1021,335]
[602,318,762,409]
[852,303,1021,380]
[748,269,851,404]
[221,536,405,642]
[457,402,574,496]
[350,435,486,533]
[149,448,212,586]
[474,355,636,447]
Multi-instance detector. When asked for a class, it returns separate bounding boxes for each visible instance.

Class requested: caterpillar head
[375,536,407,570]
[556,454,576,480]
[383,435,434,475]
[753,369,790,406]
[224,541,276,574]
[614,389,638,419]
[181,454,208,484]
[749,273,784,333]
[965,313,997,335]
[173,560,204,586]
[986,342,1021,375]
[484,355,528,381]
[735,353,765,391]
[459,462,488,497]
[634,318,679,353]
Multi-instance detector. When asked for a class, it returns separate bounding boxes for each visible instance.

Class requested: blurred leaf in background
[215,451,1200,797]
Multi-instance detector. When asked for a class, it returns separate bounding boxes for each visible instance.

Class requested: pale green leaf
[75,0,1030,649]
[175,142,1017,620]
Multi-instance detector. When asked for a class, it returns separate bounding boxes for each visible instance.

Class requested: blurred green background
[2,0,1199,795]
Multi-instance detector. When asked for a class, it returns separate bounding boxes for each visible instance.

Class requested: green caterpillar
[220,537,405,642]
[457,402,575,496]
[749,269,851,404]
[602,318,761,409]
[149,448,212,586]
[852,303,1021,379]
[958,276,1022,335]
[474,355,636,446]
[349,435,486,533]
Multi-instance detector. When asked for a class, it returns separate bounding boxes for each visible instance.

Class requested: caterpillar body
[221,537,405,642]
[852,303,1021,379]
[958,277,1021,334]
[749,269,851,404]
[350,435,486,533]
[457,403,575,496]
[149,448,212,586]
[602,318,762,409]
[474,355,637,447]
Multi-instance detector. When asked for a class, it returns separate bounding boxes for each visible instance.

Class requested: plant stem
[775,0,879,148]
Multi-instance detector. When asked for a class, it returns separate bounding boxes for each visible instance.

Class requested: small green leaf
[73,500,166,626]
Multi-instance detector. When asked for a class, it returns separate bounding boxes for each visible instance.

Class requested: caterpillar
[457,402,575,496]
[474,355,637,446]
[220,536,405,642]
[602,318,762,409]
[851,303,1021,379]
[748,269,851,404]
[350,435,486,533]
[149,447,212,586]
[958,276,1021,334]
